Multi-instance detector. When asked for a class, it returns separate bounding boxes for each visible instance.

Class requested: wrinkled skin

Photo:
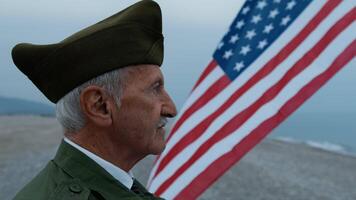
[112,64,177,156]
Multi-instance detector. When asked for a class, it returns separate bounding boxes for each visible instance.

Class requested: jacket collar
[53,140,141,199]
[63,137,134,189]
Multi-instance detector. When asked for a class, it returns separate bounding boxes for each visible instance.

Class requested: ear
[79,86,114,127]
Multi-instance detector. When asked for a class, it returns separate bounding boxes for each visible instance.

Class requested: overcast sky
[1,0,355,115]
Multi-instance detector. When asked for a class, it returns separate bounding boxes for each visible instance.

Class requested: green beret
[11,0,163,103]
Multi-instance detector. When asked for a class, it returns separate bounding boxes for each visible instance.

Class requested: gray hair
[55,69,126,133]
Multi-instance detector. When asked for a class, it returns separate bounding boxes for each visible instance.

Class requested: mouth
[157,117,168,129]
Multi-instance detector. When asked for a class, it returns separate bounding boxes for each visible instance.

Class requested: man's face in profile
[112,64,177,156]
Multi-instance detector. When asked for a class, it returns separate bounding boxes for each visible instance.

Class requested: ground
[0,116,355,200]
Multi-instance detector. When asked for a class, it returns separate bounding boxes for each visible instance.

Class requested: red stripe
[150,62,223,176]
[167,75,230,142]
[149,62,220,176]
[175,40,356,200]
[151,0,341,182]
[192,60,218,91]
[155,9,353,196]
[150,75,230,176]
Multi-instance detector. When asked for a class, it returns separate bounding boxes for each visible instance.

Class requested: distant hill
[0,96,54,116]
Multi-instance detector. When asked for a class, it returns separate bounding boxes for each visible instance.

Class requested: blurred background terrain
[0,115,355,200]
[1,0,355,199]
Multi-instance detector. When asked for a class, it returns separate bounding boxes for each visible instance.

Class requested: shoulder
[13,161,94,200]
[48,178,92,200]
[14,180,93,200]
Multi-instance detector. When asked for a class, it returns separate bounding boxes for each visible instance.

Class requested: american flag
[148,0,355,199]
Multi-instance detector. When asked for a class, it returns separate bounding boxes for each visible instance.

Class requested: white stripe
[181,64,221,112]
[160,21,356,199]
[150,1,328,183]
[152,0,352,192]
[149,0,330,190]
[172,65,223,124]
[147,66,223,183]
[158,0,329,158]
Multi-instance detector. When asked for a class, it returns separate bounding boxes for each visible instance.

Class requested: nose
[162,90,177,118]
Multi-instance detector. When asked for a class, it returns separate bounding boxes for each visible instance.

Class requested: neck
[65,125,144,172]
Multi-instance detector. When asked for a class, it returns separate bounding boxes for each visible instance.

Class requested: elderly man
[11,0,176,199]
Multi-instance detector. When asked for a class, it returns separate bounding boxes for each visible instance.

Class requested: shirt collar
[64,137,134,189]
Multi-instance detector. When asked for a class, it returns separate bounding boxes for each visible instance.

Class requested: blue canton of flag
[213,0,312,80]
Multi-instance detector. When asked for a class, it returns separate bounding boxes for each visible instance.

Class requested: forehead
[123,64,163,86]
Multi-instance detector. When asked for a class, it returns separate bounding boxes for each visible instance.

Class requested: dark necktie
[131,179,145,196]
[131,179,164,199]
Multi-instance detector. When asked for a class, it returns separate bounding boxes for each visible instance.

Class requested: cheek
[116,97,160,138]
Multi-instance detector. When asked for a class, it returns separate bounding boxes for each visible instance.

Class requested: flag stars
[286,0,297,10]
[234,61,245,72]
[263,23,274,34]
[269,9,279,18]
[251,15,262,24]
[281,15,291,26]
[242,6,250,15]
[235,20,245,29]
[240,45,251,55]
[229,34,239,44]
[257,1,267,10]
[257,39,268,49]
[223,49,233,59]
[245,29,256,40]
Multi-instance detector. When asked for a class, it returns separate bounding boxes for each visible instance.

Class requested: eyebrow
[151,75,164,86]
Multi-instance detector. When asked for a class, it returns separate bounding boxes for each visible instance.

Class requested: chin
[148,128,166,154]
[149,142,166,155]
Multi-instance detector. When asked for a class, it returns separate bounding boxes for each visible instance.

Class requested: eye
[151,81,162,93]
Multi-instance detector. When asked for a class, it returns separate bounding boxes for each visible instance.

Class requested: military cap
[11,0,163,103]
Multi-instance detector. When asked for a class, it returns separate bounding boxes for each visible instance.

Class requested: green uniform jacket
[13,140,165,200]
